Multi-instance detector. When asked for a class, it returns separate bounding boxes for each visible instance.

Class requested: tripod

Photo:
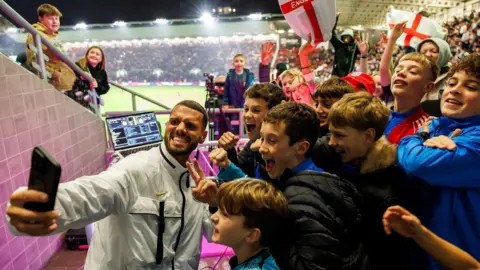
[205,91,230,142]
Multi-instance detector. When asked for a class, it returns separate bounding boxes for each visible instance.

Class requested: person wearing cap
[329,13,360,77]
[342,72,377,96]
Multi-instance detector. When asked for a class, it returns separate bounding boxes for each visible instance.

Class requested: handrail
[109,81,171,110]
[0,0,101,115]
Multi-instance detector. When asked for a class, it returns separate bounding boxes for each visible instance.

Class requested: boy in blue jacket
[398,53,480,269]
[223,54,256,109]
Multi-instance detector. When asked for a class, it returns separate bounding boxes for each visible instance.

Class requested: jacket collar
[292,158,323,173]
[359,136,398,175]
[437,115,480,130]
[159,143,189,186]
[33,22,59,36]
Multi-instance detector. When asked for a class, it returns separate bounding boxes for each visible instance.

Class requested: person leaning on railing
[70,46,110,110]
[25,4,76,91]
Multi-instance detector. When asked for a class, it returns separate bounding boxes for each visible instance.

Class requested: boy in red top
[385,53,439,144]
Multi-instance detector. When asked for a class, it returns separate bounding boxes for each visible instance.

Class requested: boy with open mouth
[212,102,370,269]
[215,83,286,180]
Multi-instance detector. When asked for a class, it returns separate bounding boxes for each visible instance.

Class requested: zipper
[171,171,188,270]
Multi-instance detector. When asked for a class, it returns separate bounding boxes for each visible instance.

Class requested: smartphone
[24,146,62,212]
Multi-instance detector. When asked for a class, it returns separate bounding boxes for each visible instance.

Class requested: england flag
[386,8,446,48]
[279,0,337,44]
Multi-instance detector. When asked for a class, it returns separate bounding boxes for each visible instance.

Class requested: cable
[212,246,229,270]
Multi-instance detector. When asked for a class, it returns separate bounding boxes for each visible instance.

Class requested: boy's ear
[295,140,310,156]
[245,228,262,244]
[365,128,377,144]
[423,81,435,94]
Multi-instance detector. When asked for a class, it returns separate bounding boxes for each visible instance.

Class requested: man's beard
[165,136,199,157]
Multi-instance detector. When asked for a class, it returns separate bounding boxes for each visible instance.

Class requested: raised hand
[6,189,59,236]
[391,21,408,41]
[209,148,231,168]
[383,205,423,238]
[187,159,217,206]
[299,34,319,57]
[261,41,275,66]
[356,32,370,55]
[218,132,240,151]
[378,32,388,48]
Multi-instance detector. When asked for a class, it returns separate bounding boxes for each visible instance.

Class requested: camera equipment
[204,73,230,141]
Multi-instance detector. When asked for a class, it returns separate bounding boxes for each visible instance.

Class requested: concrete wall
[0,54,107,270]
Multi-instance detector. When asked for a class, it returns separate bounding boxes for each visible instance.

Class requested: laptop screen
[106,112,163,151]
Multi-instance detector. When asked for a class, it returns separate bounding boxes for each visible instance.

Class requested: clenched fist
[218,132,240,150]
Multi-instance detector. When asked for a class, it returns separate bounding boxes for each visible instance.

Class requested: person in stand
[71,46,110,109]
[25,4,76,92]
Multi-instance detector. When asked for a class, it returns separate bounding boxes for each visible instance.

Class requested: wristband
[360,54,368,59]
[416,131,430,142]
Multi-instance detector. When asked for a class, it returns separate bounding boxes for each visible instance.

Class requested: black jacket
[75,61,110,95]
[270,170,370,270]
[312,136,409,270]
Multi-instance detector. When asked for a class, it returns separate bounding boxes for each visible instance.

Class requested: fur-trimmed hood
[360,136,398,174]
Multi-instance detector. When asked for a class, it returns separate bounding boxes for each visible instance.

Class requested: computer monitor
[105,112,162,151]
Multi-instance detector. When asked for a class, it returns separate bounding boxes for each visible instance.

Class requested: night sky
[8,0,281,26]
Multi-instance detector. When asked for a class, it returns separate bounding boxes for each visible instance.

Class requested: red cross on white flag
[386,8,446,48]
[279,0,336,44]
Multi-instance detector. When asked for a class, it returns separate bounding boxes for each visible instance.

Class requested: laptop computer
[105,112,163,158]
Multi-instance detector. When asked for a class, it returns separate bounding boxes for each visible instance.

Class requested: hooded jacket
[26,23,76,91]
[330,17,359,77]
[417,38,452,101]
[270,165,371,270]
[8,144,212,269]
[398,116,480,268]
[312,136,409,269]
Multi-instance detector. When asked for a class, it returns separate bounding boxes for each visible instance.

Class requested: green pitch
[101,85,207,133]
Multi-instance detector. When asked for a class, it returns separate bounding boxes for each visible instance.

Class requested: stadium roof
[335,0,466,28]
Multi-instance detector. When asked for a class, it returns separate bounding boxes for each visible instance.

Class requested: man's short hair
[447,53,480,81]
[217,179,288,247]
[264,102,320,156]
[314,77,355,99]
[244,83,286,109]
[37,4,62,17]
[397,52,439,82]
[173,100,208,130]
[328,92,390,141]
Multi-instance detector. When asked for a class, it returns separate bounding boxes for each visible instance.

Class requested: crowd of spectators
[64,38,272,82]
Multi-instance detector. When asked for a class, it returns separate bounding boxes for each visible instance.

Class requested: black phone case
[24,146,62,212]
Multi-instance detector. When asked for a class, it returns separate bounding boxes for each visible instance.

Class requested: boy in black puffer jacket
[257,102,370,270]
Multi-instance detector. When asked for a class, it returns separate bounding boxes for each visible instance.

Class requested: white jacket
[9,143,212,269]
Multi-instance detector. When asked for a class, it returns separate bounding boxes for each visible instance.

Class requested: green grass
[101,85,208,133]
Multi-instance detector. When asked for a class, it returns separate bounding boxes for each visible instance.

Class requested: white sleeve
[7,154,144,236]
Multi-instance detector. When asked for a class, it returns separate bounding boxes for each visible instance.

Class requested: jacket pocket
[128,197,182,265]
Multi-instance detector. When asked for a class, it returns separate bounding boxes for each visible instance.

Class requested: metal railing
[0,0,101,116]
[109,81,171,111]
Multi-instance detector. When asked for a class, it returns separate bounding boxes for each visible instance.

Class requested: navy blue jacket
[223,68,256,108]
